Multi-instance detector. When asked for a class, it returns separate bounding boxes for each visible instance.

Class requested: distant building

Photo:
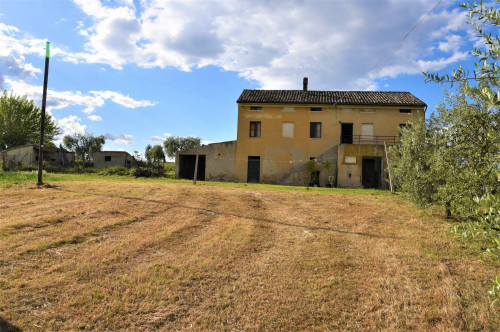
[176,78,426,189]
[0,144,75,168]
[93,151,137,168]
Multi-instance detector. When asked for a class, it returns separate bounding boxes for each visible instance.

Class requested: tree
[389,118,439,207]
[62,131,105,161]
[150,145,166,165]
[0,91,60,150]
[163,135,201,159]
[390,1,500,304]
[145,144,153,165]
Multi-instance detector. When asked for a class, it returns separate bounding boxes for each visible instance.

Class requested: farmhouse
[93,151,137,168]
[176,78,426,189]
[0,144,75,168]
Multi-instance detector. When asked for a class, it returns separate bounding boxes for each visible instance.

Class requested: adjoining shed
[0,144,75,168]
[176,141,237,182]
[93,151,137,168]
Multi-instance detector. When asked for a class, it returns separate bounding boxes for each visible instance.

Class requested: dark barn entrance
[179,155,206,181]
[362,157,382,189]
[247,156,260,183]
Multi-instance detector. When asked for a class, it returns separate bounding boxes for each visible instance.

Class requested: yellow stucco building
[176,78,426,189]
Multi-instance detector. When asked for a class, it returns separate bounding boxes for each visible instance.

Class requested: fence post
[384,142,394,193]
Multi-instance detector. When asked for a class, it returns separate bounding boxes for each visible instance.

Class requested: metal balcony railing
[341,135,400,145]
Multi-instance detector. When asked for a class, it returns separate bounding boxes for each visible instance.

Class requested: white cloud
[148,135,165,142]
[66,0,475,90]
[4,79,155,114]
[90,90,156,108]
[149,132,176,142]
[1,1,476,91]
[88,115,102,121]
[438,35,463,53]
[105,133,135,144]
[58,115,87,138]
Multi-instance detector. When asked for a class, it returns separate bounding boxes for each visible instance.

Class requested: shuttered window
[250,121,261,137]
[282,122,294,138]
[310,122,321,138]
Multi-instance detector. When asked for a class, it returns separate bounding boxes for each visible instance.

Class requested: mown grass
[0,180,498,330]
[0,170,386,195]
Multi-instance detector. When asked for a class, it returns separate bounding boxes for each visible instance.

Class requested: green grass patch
[1,170,390,196]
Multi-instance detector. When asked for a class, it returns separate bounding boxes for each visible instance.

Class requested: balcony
[341,135,400,145]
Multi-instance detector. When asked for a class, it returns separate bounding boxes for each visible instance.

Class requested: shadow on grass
[51,186,397,240]
[0,316,22,332]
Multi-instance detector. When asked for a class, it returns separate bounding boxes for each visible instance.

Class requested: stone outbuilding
[93,151,137,168]
[0,144,75,168]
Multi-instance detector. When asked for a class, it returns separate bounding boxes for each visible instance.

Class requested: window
[105,156,112,161]
[250,106,262,111]
[249,121,261,137]
[362,108,375,113]
[310,122,322,138]
[361,123,374,141]
[310,107,322,112]
[282,107,295,112]
[282,122,294,138]
[400,109,411,114]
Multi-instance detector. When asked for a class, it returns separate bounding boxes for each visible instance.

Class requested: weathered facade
[0,144,75,168]
[93,151,137,168]
[176,78,426,189]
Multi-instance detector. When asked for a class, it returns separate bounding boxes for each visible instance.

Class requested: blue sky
[0,0,480,157]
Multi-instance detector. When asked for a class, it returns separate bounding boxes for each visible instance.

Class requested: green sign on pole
[45,41,50,58]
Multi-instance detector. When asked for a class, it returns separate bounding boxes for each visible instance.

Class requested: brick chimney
[303,77,308,91]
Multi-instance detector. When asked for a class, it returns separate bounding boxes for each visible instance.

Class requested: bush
[74,160,94,168]
[97,167,132,176]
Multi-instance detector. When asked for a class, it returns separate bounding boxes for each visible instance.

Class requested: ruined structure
[0,144,75,168]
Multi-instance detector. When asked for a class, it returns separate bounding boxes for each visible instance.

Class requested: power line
[122,71,232,104]
[365,0,444,80]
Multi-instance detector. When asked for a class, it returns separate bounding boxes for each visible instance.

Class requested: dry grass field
[0,180,498,331]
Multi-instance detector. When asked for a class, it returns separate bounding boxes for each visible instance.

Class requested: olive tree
[163,135,201,159]
[62,131,105,161]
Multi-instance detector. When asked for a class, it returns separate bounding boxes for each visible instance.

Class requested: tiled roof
[237,90,427,107]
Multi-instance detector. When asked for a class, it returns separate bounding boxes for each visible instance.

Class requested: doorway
[179,155,206,180]
[362,157,381,189]
[341,123,353,143]
[247,156,260,183]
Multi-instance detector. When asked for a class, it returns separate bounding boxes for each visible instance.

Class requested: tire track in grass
[18,210,164,256]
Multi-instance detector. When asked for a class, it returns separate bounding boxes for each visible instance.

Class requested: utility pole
[193,143,199,185]
[37,42,50,186]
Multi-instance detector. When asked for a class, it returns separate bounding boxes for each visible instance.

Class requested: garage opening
[179,155,206,181]
[362,157,382,189]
